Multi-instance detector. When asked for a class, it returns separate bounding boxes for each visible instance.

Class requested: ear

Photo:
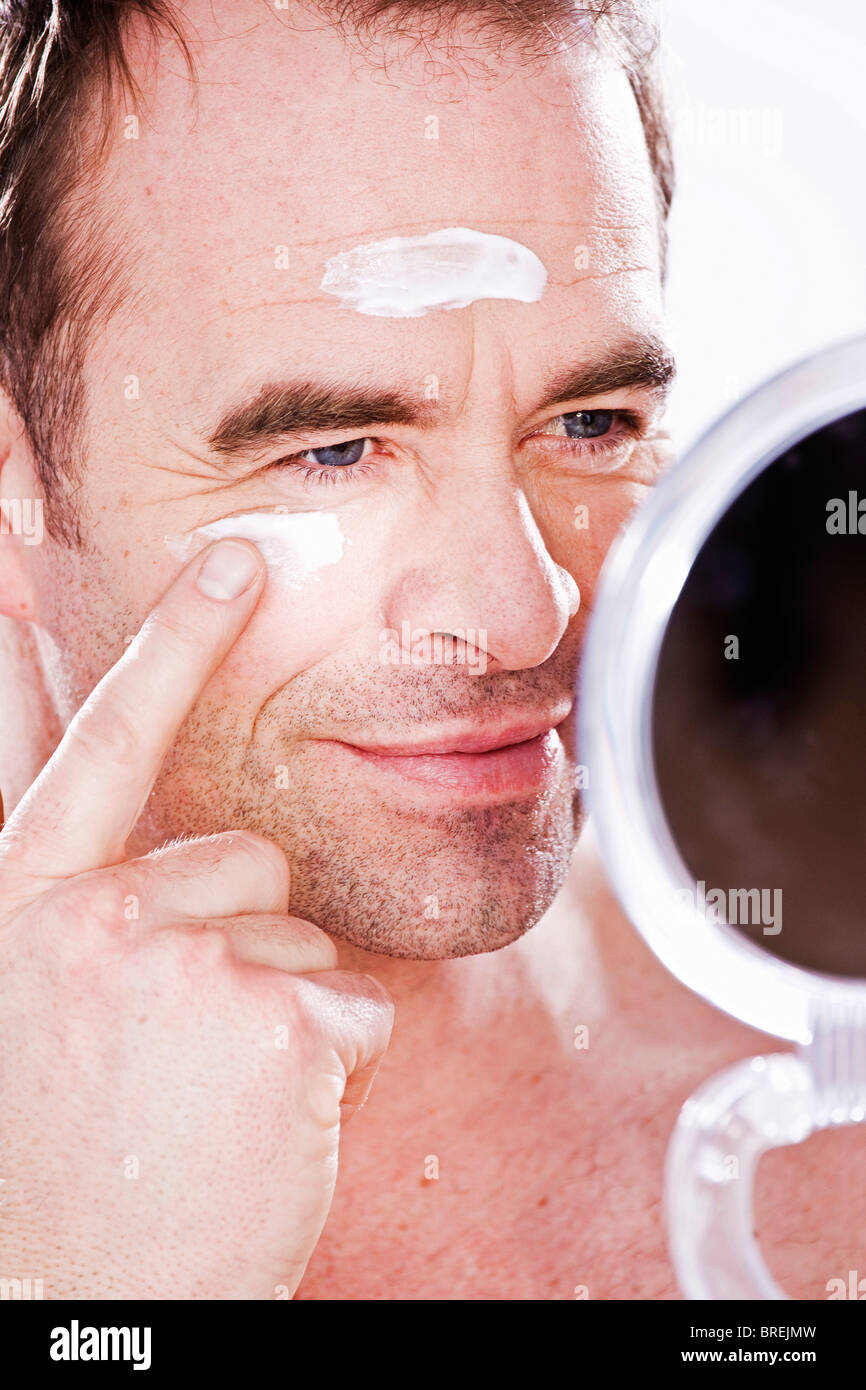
[0,389,44,623]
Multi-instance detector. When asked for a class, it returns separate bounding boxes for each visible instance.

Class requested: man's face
[24,2,673,958]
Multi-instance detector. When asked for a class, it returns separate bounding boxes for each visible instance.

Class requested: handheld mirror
[580,333,866,1300]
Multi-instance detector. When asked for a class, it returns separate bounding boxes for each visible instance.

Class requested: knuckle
[67,699,140,769]
[142,605,205,655]
[225,830,290,894]
[55,872,131,933]
[342,970,395,1015]
[230,960,316,1048]
[153,924,235,981]
[35,873,130,971]
[0,818,48,883]
[294,969,395,1044]
[286,917,339,969]
[274,970,326,1030]
[351,972,396,1045]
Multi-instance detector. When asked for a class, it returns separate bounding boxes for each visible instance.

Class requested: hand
[0,539,394,1299]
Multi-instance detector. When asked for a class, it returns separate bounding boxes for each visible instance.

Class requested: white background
[661,0,866,452]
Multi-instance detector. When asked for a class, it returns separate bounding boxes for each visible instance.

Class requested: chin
[286,817,577,961]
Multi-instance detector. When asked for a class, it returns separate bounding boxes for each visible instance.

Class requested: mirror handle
[665,1053,820,1299]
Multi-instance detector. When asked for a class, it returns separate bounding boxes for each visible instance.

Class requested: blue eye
[560,410,614,439]
[302,438,369,467]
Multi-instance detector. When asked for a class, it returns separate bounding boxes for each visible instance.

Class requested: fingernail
[196,540,261,601]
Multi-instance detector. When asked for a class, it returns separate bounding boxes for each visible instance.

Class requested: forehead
[100,3,662,408]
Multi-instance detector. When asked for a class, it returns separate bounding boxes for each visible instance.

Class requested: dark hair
[0,0,673,542]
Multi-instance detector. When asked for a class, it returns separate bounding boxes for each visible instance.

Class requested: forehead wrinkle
[557,264,658,288]
[196,294,327,329]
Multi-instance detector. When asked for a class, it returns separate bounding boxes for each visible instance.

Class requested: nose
[381,479,579,673]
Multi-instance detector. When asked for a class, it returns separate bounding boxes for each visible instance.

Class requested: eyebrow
[536,333,677,413]
[204,332,676,458]
[206,380,435,456]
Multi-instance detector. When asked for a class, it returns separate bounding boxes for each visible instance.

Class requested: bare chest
[294,1084,681,1300]
[294,1065,866,1301]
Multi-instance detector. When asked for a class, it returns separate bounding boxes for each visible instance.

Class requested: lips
[340,712,567,759]
[329,706,572,803]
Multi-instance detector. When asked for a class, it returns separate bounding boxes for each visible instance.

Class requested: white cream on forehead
[166,510,346,589]
[320,226,548,318]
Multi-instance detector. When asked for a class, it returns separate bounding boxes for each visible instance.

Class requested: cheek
[221,553,364,682]
[539,478,653,614]
[531,468,646,551]
[29,540,142,713]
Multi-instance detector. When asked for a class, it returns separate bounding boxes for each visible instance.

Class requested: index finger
[1,539,266,882]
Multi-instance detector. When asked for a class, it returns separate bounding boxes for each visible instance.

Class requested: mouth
[331,708,572,804]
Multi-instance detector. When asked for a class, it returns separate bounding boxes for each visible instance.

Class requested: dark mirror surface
[653,408,866,976]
